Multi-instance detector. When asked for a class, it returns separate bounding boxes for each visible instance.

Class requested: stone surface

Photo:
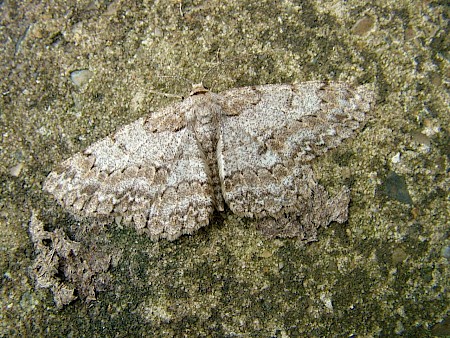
[0,0,448,336]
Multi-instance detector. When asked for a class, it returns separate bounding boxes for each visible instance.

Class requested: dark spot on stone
[379,171,413,204]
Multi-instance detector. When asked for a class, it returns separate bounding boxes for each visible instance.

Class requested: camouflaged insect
[44,81,374,241]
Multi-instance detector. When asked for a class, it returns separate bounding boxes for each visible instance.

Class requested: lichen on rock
[29,212,113,308]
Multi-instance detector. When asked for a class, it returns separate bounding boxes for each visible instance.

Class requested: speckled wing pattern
[44,81,374,241]
[218,82,373,240]
[44,101,216,241]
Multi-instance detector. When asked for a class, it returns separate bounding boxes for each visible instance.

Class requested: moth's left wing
[44,102,215,241]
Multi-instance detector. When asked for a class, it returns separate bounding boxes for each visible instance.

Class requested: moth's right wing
[217,82,374,219]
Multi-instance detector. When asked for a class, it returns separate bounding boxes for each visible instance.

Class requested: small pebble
[352,16,374,36]
[441,245,450,260]
[70,69,93,87]
[391,152,401,164]
[9,163,24,177]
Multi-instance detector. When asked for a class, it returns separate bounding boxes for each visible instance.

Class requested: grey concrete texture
[0,0,448,336]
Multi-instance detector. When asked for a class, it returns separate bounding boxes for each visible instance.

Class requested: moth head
[190,83,209,96]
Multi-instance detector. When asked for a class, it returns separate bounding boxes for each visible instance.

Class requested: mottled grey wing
[44,103,215,241]
[217,81,374,219]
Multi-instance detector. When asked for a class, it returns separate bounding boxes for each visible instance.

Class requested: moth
[44,81,374,241]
